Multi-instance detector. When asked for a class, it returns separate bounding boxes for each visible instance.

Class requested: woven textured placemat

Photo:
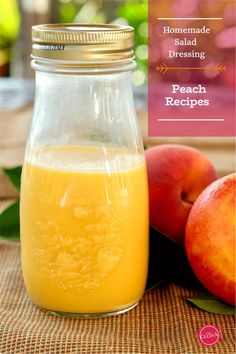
[0,241,235,354]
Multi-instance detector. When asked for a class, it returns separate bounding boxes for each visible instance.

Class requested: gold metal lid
[32,24,134,66]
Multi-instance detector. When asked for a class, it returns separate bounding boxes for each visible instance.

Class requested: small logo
[198,325,221,346]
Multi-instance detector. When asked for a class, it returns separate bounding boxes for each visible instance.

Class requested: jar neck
[34,67,135,104]
[29,66,140,151]
[31,59,136,75]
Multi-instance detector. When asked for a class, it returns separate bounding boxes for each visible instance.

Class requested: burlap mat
[0,241,235,354]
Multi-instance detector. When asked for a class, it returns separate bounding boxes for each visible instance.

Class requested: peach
[145,144,217,245]
[185,173,236,305]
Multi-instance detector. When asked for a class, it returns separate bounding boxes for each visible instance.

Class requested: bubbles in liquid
[27,145,143,172]
[97,247,123,274]
[73,206,91,218]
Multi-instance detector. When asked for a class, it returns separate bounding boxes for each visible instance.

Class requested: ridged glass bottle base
[49,301,139,319]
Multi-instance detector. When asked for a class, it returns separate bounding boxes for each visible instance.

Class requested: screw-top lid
[32,24,134,66]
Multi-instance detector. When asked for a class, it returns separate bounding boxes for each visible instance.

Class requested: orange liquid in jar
[20,145,149,313]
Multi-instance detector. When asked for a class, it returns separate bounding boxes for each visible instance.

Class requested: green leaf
[2,166,22,190]
[0,200,20,240]
[187,293,235,315]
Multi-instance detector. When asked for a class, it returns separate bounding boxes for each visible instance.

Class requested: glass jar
[20,24,149,318]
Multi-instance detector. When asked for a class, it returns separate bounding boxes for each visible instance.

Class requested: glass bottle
[20,24,149,318]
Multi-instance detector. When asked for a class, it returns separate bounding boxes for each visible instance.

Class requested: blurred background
[0,0,148,85]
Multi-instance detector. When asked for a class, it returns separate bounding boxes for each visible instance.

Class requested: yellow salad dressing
[20,145,149,313]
